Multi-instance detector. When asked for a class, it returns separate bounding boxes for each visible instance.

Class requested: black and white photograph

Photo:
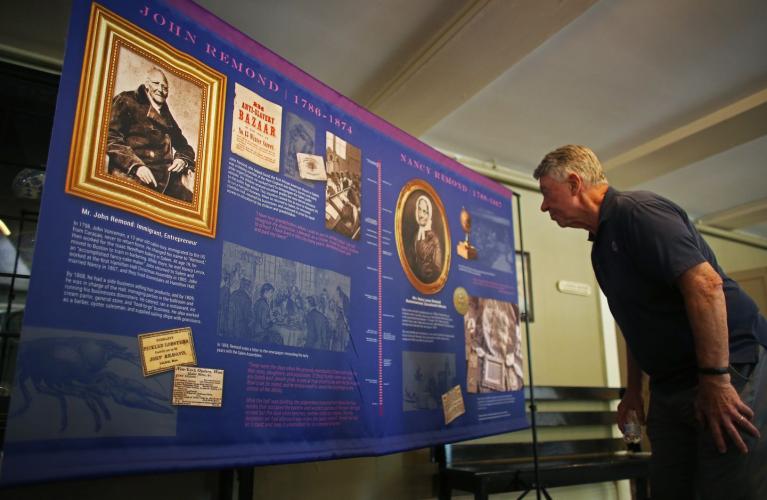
[395,179,451,295]
[64,6,226,237]
[324,132,362,240]
[106,47,200,203]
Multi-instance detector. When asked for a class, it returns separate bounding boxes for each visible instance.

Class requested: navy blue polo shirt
[591,187,767,390]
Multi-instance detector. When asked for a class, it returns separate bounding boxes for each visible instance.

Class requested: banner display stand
[1,0,530,485]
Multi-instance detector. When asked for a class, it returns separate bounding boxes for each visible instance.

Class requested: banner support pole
[513,191,544,500]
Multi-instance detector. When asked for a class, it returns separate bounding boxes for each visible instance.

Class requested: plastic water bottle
[623,409,642,444]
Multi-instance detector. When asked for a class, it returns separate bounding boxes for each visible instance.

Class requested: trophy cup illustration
[457,206,478,260]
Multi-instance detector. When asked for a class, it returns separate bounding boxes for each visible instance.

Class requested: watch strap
[697,366,729,376]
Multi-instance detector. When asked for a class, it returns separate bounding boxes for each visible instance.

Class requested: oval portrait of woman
[395,179,451,294]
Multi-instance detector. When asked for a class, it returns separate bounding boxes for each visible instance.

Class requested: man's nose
[540,200,548,212]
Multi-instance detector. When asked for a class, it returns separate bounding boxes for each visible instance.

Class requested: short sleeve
[623,201,706,285]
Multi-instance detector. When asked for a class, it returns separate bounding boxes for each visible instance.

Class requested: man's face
[539,175,578,228]
[145,70,169,106]
[416,199,430,227]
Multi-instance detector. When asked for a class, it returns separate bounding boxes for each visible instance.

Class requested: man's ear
[566,172,582,194]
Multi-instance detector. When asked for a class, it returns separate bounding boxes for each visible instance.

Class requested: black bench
[435,386,651,499]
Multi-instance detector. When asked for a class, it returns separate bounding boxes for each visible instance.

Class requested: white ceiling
[2,0,766,238]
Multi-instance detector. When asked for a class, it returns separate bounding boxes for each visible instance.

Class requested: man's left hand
[168,158,187,173]
[695,375,760,454]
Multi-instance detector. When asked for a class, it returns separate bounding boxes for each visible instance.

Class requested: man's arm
[617,346,645,431]
[107,94,157,187]
[166,111,195,170]
[677,261,760,453]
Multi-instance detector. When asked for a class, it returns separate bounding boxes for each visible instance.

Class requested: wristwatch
[697,366,729,375]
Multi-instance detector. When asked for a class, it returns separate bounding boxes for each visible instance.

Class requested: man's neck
[580,184,609,234]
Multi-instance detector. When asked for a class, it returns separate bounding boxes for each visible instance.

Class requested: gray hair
[533,145,607,186]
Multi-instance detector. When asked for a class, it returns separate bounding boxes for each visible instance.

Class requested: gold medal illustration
[453,287,469,315]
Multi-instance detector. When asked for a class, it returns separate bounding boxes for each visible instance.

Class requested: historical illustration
[325,132,361,240]
[65,5,226,237]
[218,241,352,352]
[395,179,451,295]
[464,297,523,393]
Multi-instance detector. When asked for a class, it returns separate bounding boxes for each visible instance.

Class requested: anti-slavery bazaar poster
[0,0,526,485]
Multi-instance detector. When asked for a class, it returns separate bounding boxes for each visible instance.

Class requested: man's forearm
[677,262,729,371]
[677,261,760,453]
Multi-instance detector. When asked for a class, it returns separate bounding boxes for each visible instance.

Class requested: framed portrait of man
[395,179,451,295]
[65,4,226,237]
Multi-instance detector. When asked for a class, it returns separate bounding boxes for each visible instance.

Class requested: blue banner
[1,0,527,485]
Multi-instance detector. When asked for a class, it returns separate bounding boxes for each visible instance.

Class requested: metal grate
[0,61,57,404]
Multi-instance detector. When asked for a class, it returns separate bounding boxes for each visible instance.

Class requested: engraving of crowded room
[218,242,351,352]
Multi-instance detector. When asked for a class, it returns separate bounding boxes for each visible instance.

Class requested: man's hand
[696,375,759,454]
[617,388,645,433]
[168,158,187,173]
[677,262,760,452]
[134,165,157,187]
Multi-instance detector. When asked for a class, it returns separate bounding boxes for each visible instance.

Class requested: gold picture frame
[65,3,226,237]
[395,179,451,295]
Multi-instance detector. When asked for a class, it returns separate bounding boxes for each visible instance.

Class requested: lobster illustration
[11,336,173,431]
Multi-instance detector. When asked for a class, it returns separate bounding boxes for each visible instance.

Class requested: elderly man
[107,67,195,201]
[534,145,766,499]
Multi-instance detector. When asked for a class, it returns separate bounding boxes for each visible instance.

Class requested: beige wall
[703,233,767,274]
[513,186,609,387]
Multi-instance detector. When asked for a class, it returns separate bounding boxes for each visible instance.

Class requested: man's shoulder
[611,189,683,220]
[113,86,148,106]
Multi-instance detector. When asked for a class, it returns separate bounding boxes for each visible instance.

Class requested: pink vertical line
[377,161,383,416]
